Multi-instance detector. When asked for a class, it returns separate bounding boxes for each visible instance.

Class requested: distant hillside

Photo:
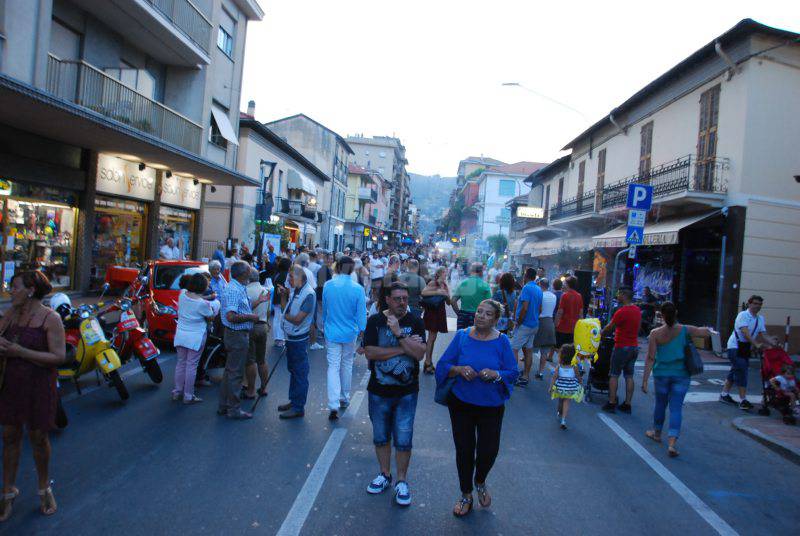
[409,173,457,237]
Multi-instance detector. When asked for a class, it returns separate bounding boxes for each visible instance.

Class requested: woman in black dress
[421,267,450,374]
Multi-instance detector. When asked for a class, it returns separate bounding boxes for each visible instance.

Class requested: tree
[487,234,508,256]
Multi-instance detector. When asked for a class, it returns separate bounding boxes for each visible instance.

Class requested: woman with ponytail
[641,302,712,457]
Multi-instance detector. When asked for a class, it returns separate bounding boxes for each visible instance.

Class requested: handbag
[734,316,760,359]
[683,326,704,376]
[434,328,469,406]
[421,294,445,309]
[496,290,511,331]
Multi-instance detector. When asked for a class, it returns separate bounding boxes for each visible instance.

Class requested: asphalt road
[4,329,799,535]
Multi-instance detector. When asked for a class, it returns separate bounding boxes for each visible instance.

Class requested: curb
[732,416,800,465]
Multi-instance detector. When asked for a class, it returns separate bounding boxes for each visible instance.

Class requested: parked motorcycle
[104,296,162,384]
[51,291,128,401]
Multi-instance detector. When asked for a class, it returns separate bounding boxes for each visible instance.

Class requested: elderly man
[159,237,182,260]
[218,261,269,419]
[212,242,226,265]
[276,266,316,419]
[322,256,367,420]
[208,260,227,300]
[243,267,272,399]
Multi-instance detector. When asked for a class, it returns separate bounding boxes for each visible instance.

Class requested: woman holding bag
[421,267,450,374]
[491,272,517,335]
[435,299,518,517]
[641,302,712,458]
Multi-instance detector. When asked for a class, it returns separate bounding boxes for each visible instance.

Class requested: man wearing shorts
[363,283,427,506]
[512,268,543,387]
[554,276,583,347]
[601,288,641,414]
[451,263,492,330]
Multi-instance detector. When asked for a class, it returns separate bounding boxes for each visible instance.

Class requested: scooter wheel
[109,370,129,400]
[144,359,163,384]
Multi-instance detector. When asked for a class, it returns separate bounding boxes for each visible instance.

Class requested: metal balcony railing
[550,191,596,221]
[275,197,320,222]
[46,55,202,153]
[358,187,377,202]
[601,155,728,210]
[145,0,212,54]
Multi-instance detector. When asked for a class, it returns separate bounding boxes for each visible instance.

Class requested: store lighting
[110,153,141,162]
[192,179,199,186]
[147,163,169,170]
[269,215,280,224]
[165,171,172,178]
[138,163,146,171]
[210,186,217,193]
[196,178,212,184]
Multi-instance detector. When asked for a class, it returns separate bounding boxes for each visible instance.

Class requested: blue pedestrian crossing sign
[626,184,653,210]
[626,225,644,245]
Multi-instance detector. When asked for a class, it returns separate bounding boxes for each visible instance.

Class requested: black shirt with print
[364,312,427,397]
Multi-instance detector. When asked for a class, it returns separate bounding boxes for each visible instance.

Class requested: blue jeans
[368,392,418,451]
[653,376,691,438]
[726,348,749,387]
[286,340,310,411]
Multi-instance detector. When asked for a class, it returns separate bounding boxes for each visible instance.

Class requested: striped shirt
[220,278,253,331]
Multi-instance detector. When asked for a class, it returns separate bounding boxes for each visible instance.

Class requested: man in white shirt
[308,251,322,277]
[721,295,777,409]
[244,267,272,399]
[369,251,386,306]
[159,237,183,260]
[534,278,558,380]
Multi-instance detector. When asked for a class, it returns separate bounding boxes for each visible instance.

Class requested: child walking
[551,344,584,430]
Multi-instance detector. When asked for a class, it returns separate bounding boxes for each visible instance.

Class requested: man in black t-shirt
[363,282,426,507]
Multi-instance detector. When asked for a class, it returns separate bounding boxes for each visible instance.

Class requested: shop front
[0,179,79,292]
[158,173,202,259]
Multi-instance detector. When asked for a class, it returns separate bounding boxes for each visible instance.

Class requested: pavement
[3,312,800,536]
[732,416,800,464]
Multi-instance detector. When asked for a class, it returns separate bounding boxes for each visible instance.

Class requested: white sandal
[37,486,57,516]
[0,487,20,522]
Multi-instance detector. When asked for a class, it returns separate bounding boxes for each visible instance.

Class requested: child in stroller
[759,348,798,425]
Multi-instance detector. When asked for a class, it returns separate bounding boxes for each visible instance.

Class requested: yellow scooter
[54,297,128,401]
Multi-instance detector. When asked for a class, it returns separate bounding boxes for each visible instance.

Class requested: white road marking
[598,413,739,536]
[61,355,173,403]
[634,363,731,372]
[276,370,369,536]
[684,392,762,404]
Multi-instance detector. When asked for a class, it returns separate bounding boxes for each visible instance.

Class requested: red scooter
[103,296,162,384]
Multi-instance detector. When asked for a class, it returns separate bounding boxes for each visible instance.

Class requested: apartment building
[449,156,506,240]
[266,114,353,252]
[516,19,800,345]
[0,0,262,293]
[347,135,411,238]
[201,110,330,256]
[474,162,545,240]
[343,164,391,250]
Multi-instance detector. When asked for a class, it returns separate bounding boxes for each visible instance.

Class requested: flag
[487,253,495,268]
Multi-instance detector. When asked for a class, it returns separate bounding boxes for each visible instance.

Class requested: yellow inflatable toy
[571,318,602,365]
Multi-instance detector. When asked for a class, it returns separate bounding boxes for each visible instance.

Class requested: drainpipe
[608,112,625,135]
[715,41,737,81]
[610,246,630,307]
[715,236,727,332]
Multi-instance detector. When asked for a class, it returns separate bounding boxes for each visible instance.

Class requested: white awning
[287,170,318,196]
[522,237,594,257]
[210,104,239,146]
[593,211,718,248]
[508,237,529,254]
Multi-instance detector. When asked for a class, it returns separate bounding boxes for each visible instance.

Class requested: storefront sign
[517,206,544,219]
[96,155,156,201]
[160,175,201,210]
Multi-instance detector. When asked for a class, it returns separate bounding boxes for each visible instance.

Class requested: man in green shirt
[451,262,493,330]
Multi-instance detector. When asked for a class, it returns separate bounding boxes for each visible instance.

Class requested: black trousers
[448,394,505,494]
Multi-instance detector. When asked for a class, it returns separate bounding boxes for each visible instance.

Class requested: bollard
[785,316,791,352]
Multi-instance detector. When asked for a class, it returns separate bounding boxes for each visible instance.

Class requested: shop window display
[158,206,194,259]
[0,181,77,291]
[92,196,146,289]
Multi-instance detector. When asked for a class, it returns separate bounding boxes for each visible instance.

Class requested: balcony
[69,0,211,66]
[358,187,378,202]
[550,191,597,222]
[46,55,202,153]
[601,155,728,211]
[275,197,322,223]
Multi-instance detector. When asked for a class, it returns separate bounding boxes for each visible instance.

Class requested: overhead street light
[501,82,589,121]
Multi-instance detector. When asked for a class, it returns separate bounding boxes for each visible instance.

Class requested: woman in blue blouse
[435,299,519,517]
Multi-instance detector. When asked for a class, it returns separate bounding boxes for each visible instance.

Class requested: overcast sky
[240,0,797,177]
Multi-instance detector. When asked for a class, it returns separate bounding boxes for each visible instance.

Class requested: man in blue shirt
[218,261,268,419]
[511,268,543,386]
[322,256,367,420]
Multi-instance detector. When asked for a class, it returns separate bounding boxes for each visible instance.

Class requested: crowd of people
[0,241,792,522]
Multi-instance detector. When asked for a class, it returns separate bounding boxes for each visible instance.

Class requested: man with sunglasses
[363,282,426,506]
[721,295,778,409]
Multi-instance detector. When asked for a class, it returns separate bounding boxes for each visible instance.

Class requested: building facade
[518,19,800,346]
[0,0,262,293]
[266,114,353,252]
[474,162,545,240]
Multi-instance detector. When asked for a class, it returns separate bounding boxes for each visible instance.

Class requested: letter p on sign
[626,184,653,210]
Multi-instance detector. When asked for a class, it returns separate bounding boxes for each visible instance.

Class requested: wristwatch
[395,333,407,341]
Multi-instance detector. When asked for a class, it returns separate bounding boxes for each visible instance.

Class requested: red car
[110,260,210,345]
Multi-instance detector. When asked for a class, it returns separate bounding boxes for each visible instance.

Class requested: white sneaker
[367,473,392,494]
[310,342,324,350]
[394,481,411,506]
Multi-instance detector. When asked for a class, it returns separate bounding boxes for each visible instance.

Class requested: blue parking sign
[626,184,653,210]
[626,225,644,245]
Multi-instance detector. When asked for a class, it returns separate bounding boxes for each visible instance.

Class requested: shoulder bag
[421,284,446,309]
[496,291,510,331]
[734,315,761,359]
[683,326,704,376]
[434,328,470,406]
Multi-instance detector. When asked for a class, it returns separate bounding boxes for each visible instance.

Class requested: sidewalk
[732,416,800,465]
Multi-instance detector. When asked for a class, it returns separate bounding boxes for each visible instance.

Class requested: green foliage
[466,167,485,180]
[487,234,508,256]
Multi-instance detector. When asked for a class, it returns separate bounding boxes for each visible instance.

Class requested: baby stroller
[585,336,615,402]
[757,347,797,425]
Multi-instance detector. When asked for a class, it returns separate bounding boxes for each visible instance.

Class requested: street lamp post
[255,160,277,268]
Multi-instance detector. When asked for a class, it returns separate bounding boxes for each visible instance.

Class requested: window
[379,151,386,158]
[639,122,653,178]
[557,177,564,204]
[217,26,233,57]
[544,184,551,217]
[577,160,586,211]
[209,113,227,149]
[276,170,283,195]
[596,148,606,208]
[697,85,721,190]
[498,179,516,197]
